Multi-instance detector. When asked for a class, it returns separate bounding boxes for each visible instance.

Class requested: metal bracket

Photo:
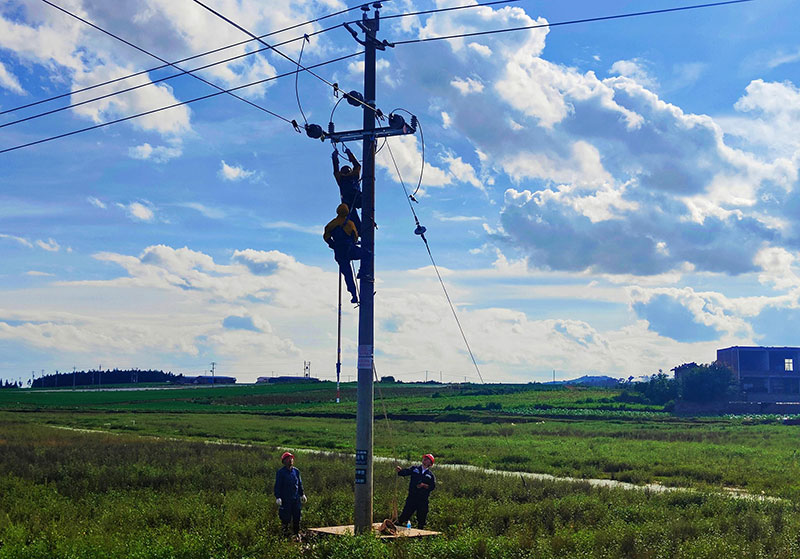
[326,118,417,144]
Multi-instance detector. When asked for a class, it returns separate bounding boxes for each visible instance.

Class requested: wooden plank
[308,523,440,538]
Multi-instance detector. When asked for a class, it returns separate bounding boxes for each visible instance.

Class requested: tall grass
[3,417,800,558]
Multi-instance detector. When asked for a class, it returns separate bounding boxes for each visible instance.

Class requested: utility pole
[210,362,216,386]
[314,1,414,533]
[354,3,379,533]
[73,366,76,389]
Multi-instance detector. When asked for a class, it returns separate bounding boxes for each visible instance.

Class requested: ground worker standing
[323,203,363,304]
[332,147,362,232]
[274,451,306,539]
[396,453,436,529]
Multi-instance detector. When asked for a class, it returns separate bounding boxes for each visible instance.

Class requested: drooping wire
[384,139,485,384]
[392,108,425,199]
[0,52,362,155]
[192,0,384,119]
[40,0,297,126]
[295,35,311,126]
[0,0,375,117]
[392,0,755,45]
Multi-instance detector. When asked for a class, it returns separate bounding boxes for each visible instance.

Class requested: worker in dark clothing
[274,451,306,539]
[396,453,436,529]
[332,147,362,232]
[323,203,363,304]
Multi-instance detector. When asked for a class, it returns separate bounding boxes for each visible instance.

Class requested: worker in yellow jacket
[324,203,363,304]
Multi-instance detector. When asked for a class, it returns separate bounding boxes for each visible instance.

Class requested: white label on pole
[358,356,373,369]
[358,345,373,357]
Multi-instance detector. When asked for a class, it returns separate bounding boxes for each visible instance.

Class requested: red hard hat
[423,454,435,465]
[281,452,294,462]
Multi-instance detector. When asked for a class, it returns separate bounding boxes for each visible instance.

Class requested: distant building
[189,375,236,385]
[259,376,320,384]
[717,346,800,401]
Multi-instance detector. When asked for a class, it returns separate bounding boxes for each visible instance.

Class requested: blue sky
[1,0,799,384]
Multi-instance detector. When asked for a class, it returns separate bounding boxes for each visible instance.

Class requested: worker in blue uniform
[323,203,363,304]
[396,453,436,529]
[274,451,306,539]
[332,147,362,232]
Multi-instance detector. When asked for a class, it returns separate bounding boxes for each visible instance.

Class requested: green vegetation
[3,382,800,557]
[2,418,800,558]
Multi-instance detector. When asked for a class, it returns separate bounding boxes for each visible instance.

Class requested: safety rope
[373,362,400,521]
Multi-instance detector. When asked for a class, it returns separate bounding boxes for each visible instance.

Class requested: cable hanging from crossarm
[384,139,485,384]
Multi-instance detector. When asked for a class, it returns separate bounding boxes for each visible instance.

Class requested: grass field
[2,382,800,557]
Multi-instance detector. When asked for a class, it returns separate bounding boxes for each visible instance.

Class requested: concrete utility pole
[354,4,379,533]
[320,1,415,533]
[210,361,216,386]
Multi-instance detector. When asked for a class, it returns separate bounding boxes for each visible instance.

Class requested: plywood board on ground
[308,523,440,538]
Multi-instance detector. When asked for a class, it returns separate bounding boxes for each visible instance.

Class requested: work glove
[275,498,282,506]
[301,495,307,503]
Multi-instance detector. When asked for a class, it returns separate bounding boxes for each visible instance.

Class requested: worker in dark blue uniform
[323,203,363,304]
[274,451,306,539]
[396,453,436,529]
[332,147,362,232]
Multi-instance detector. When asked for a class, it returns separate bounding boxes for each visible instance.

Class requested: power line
[0,24,344,128]
[382,0,520,20]
[191,0,381,117]
[0,52,362,155]
[0,1,374,117]
[40,0,294,124]
[392,0,754,45]
[5,0,514,129]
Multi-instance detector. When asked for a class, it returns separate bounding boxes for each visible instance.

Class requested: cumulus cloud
[219,160,256,182]
[117,201,155,222]
[129,140,183,163]
[397,3,799,277]
[609,58,658,89]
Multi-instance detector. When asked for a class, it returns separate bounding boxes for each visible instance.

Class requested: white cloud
[117,201,155,222]
[377,135,451,191]
[0,233,33,248]
[0,61,25,94]
[26,271,54,277]
[129,140,183,163]
[179,202,225,220]
[87,196,107,209]
[35,238,60,252]
[451,76,484,95]
[262,221,321,235]
[219,160,256,181]
[609,58,658,89]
